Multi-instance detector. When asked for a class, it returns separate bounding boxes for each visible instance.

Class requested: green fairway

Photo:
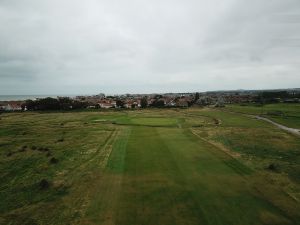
[0,109,299,225]
[117,117,179,127]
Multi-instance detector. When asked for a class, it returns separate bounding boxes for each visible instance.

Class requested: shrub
[57,138,64,142]
[39,179,50,190]
[50,157,58,164]
[23,218,38,225]
[31,146,37,150]
[192,124,203,127]
[268,163,280,172]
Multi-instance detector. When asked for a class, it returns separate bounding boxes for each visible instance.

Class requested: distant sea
[0,95,77,101]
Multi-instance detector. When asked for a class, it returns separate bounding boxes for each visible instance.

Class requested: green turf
[226,103,300,128]
[0,109,299,225]
[116,117,179,127]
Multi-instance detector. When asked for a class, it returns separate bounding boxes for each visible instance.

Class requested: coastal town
[1,89,299,111]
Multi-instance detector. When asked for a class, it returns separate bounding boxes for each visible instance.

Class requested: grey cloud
[0,0,299,94]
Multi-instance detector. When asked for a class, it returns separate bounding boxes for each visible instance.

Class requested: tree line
[256,91,300,104]
[22,97,88,111]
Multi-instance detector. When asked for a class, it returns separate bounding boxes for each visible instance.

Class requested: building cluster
[1,89,299,112]
[0,101,23,111]
[75,93,195,109]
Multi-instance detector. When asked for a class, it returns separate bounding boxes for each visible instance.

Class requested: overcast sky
[0,0,300,95]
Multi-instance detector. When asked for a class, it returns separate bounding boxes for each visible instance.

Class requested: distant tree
[21,103,26,111]
[35,98,60,110]
[195,92,200,102]
[23,97,88,111]
[187,101,193,107]
[58,97,73,110]
[152,99,165,108]
[141,97,148,108]
[24,99,36,110]
[72,100,88,109]
[261,91,289,99]
[257,91,293,104]
[116,99,125,108]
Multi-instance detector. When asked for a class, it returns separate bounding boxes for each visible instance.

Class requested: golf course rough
[0,107,300,225]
